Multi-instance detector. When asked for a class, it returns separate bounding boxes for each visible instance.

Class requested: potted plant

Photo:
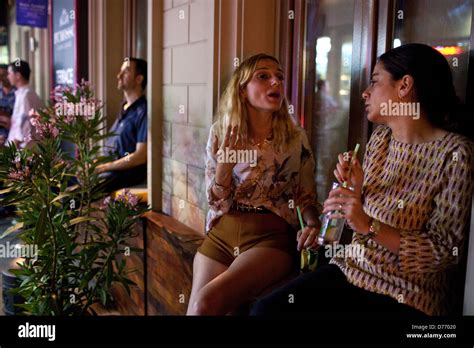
[0,81,148,315]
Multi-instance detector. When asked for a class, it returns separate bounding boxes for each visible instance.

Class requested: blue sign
[16,0,48,28]
[52,0,75,86]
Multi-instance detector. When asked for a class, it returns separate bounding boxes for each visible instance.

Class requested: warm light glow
[434,46,462,56]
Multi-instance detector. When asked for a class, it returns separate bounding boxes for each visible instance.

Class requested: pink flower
[100,197,111,210]
[29,109,60,139]
[114,189,139,208]
[49,124,60,137]
[24,132,32,144]
[8,164,32,181]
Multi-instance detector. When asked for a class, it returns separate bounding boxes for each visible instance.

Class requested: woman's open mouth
[267,91,281,101]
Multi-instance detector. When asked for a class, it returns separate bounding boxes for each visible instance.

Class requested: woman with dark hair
[251,43,473,316]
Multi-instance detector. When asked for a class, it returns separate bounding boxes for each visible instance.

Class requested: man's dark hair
[0,64,8,71]
[8,60,31,81]
[127,57,147,90]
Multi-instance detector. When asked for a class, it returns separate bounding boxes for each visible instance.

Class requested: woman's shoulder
[370,124,392,140]
[290,126,312,149]
[442,131,473,163]
[291,125,311,141]
[443,131,473,148]
[366,125,392,152]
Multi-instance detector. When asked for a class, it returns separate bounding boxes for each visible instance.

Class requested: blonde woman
[187,54,321,315]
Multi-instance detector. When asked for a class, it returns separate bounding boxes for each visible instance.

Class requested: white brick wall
[162,0,213,233]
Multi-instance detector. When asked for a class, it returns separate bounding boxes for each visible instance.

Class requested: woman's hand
[323,187,370,235]
[212,125,243,186]
[334,151,363,195]
[296,225,320,251]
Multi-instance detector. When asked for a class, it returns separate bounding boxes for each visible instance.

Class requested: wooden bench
[145,211,204,315]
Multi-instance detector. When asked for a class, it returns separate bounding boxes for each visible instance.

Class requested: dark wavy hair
[379,43,468,137]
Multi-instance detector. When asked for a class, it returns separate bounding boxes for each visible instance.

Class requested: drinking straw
[343,143,360,188]
[297,205,318,271]
[296,206,305,230]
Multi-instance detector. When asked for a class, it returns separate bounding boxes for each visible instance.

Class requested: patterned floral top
[331,125,473,315]
[205,123,320,232]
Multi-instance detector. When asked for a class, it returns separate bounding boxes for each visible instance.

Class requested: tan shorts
[198,209,297,267]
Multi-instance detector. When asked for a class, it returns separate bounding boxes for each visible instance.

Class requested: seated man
[95,58,148,193]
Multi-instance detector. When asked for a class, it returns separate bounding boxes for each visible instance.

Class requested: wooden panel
[147,0,163,212]
[242,0,278,57]
[300,0,318,138]
[145,211,204,315]
[290,0,306,126]
[278,0,295,109]
[377,0,395,57]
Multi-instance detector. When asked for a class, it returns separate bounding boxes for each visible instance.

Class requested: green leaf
[66,216,96,227]
[0,187,12,195]
[34,208,48,246]
[0,222,24,239]
[106,261,113,285]
[51,193,73,204]
[99,288,107,305]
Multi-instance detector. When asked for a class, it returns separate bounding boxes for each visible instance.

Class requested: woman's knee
[188,289,223,315]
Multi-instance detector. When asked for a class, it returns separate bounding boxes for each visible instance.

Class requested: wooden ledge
[112,186,148,202]
[143,211,204,241]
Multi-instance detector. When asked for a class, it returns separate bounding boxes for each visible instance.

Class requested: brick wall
[161,0,213,234]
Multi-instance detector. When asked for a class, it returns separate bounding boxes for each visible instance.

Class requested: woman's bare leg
[186,252,228,315]
[187,247,293,315]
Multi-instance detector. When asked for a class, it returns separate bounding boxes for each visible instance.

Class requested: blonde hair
[215,53,297,152]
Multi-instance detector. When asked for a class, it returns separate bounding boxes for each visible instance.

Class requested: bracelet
[366,217,380,239]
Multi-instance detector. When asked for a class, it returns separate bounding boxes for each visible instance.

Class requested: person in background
[312,79,342,202]
[6,60,42,149]
[95,58,148,193]
[0,64,16,146]
[251,43,473,317]
[0,64,17,216]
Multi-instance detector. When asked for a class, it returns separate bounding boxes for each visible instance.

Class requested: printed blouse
[205,123,320,232]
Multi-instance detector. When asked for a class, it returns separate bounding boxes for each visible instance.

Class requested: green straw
[343,143,360,188]
[296,206,305,230]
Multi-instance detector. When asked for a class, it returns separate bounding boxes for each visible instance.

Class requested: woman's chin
[366,112,382,124]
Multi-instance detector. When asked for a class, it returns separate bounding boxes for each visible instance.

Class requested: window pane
[393,0,473,102]
[308,0,355,202]
[135,0,148,59]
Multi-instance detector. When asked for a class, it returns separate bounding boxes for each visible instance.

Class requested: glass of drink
[318,182,349,245]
